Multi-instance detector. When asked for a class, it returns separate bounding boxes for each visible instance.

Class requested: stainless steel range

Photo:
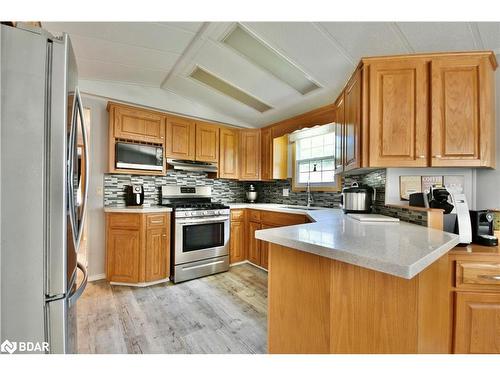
[161,186,230,283]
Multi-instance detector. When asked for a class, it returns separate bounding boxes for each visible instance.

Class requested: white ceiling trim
[390,23,415,53]
[311,23,356,66]
[468,22,485,50]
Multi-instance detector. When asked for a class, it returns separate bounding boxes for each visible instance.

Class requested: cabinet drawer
[107,213,141,229]
[146,213,168,228]
[456,261,500,290]
[261,211,307,227]
[248,210,261,222]
[231,209,245,222]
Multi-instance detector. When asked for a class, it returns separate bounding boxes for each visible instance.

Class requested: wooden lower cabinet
[106,212,170,284]
[248,221,262,265]
[454,292,500,353]
[230,221,246,263]
[260,224,274,269]
[106,228,141,283]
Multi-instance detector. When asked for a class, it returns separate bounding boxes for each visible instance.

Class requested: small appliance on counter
[340,182,375,213]
[410,186,472,245]
[125,184,144,206]
[246,184,258,203]
[469,210,498,246]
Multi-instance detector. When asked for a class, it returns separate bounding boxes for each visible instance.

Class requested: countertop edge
[104,207,173,213]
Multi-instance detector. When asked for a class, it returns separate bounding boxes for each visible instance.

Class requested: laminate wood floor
[77,263,268,354]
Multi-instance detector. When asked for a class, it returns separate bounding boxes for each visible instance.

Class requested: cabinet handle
[162,234,167,238]
[479,275,500,281]
[433,155,442,159]
[418,155,425,159]
[151,220,163,224]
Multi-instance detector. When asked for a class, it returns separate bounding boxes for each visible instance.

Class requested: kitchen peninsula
[255,208,460,354]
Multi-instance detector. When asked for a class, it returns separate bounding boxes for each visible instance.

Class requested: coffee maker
[125,184,144,206]
[410,186,472,245]
[469,210,498,246]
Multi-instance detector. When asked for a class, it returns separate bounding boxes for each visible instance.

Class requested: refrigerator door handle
[74,87,89,250]
[67,92,78,250]
[68,261,87,308]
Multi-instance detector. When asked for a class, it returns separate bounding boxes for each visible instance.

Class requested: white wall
[385,168,476,208]
[476,54,500,210]
[83,95,108,280]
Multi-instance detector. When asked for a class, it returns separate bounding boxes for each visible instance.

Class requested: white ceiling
[42,22,500,128]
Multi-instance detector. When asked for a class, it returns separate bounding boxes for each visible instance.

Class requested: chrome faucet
[306,180,314,208]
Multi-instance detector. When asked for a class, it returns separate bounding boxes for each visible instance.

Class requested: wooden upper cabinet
[344,68,362,171]
[454,292,500,353]
[261,128,273,181]
[165,116,196,160]
[239,130,261,180]
[195,122,219,163]
[334,93,345,174]
[219,127,239,179]
[368,59,429,167]
[431,56,495,167]
[111,103,166,144]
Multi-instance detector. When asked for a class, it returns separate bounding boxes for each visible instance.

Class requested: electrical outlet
[96,186,103,197]
[283,188,289,197]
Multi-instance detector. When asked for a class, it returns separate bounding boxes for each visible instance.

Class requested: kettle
[340,182,376,213]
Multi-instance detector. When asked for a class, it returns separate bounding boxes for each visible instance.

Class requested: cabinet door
[230,221,246,264]
[219,127,239,179]
[368,59,428,167]
[239,130,261,180]
[248,221,262,265]
[195,122,219,163]
[165,116,196,160]
[261,128,273,181]
[106,228,140,283]
[431,56,494,167]
[112,105,165,144]
[145,227,168,282]
[454,292,500,353]
[334,93,345,174]
[344,69,362,171]
[260,224,275,270]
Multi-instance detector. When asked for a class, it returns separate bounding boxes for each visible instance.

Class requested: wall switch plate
[283,188,289,197]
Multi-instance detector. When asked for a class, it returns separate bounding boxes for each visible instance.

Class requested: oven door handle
[176,217,230,225]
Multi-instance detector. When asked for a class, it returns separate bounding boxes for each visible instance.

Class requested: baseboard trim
[88,273,106,282]
[231,260,268,272]
[110,277,170,288]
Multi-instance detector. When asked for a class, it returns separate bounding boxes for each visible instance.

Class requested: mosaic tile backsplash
[104,168,427,226]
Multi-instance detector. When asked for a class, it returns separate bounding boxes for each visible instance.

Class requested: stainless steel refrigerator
[1,24,89,354]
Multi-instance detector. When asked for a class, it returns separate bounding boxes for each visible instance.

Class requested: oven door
[175,216,230,265]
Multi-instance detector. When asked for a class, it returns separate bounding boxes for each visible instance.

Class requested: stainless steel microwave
[115,142,164,171]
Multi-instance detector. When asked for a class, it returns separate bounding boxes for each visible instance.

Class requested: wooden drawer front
[248,209,261,222]
[146,213,168,228]
[107,213,141,229]
[456,261,500,290]
[261,211,307,227]
[231,209,245,222]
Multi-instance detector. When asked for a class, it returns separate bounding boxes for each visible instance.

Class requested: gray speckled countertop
[104,206,172,213]
[229,203,459,279]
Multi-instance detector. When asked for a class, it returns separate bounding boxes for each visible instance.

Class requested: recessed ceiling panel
[396,22,477,52]
[190,67,272,113]
[318,22,410,61]
[223,25,320,94]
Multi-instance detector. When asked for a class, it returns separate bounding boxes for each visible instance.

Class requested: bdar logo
[1,339,17,354]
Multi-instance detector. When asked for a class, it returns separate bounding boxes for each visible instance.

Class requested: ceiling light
[223,25,320,95]
[190,66,272,113]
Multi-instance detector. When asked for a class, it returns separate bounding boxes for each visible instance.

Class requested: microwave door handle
[67,93,78,250]
[74,87,89,250]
